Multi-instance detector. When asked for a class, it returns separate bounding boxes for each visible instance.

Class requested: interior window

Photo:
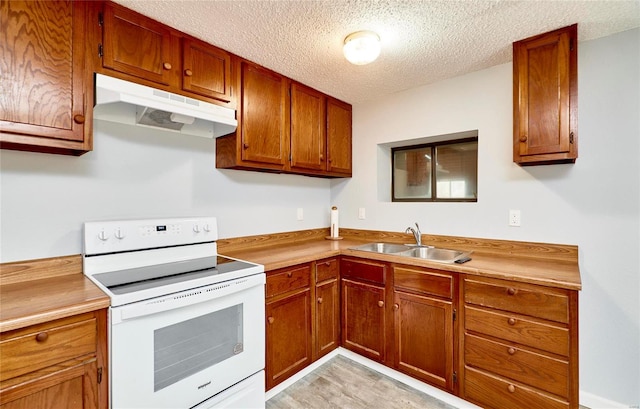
[392,137,477,202]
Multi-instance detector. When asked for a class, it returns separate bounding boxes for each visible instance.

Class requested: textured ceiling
[112,0,640,104]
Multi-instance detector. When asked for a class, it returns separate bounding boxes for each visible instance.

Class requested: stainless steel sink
[350,242,470,263]
[399,247,469,263]
[350,242,410,254]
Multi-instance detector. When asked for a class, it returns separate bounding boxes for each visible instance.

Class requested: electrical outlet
[297,208,304,221]
[509,209,521,227]
[358,208,366,220]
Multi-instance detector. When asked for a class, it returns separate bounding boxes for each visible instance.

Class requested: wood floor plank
[266,355,457,409]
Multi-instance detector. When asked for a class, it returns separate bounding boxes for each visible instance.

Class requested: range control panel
[84,217,217,255]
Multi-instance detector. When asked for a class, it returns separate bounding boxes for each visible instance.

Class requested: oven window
[154,305,243,391]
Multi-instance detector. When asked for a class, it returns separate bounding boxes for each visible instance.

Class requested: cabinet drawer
[266,264,311,298]
[465,306,569,356]
[464,366,568,409]
[316,258,339,283]
[464,278,569,323]
[340,258,386,285]
[394,266,452,299]
[465,333,569,397]
[0,317,97,382]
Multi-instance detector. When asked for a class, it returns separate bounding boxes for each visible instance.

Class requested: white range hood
[93,73,237,138]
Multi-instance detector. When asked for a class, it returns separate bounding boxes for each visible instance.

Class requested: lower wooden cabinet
[340,258,388,363]
[0,310,108,409]
[393,265,456,393]
[314,258,340,360]
[461,275,579,409]
[265,258,341,390]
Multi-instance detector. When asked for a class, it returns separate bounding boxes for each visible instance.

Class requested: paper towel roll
[330,206,339,238]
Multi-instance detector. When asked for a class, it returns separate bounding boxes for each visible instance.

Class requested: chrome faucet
[405,223,422,246]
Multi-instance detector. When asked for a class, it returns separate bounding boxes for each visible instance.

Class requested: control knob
[114,229,125,240]
[203,224,211,232]
[193,225,201,233]
[98,230,109,241]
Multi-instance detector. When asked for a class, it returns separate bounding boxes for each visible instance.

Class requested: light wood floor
[266,354,591,409]
[266,355,458,409]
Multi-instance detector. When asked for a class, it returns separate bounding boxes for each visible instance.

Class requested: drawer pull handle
[507,287,517,296]
[377,300,384,308]
[508,317,516,326]
[35,332,48,343]
[287,272,293,278]
[508,384,516,393]
[508,347,516,355]
[317,297,323,304]
[267,316,275,324]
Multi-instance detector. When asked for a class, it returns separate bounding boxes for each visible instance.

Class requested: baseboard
[266,348,481,409]
[580,390,636,409]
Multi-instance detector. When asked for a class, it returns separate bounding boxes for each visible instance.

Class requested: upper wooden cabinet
[98,2,233,106]
[326,98,353,175]
[0,0,92,155]
[513,24,578,165]
[182,38,232,102]
[217,61,352,178]
[101,2,176,86]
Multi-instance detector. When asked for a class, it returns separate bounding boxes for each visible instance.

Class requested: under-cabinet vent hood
[93,73,237,138]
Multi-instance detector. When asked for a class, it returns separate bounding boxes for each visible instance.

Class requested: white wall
[0,121,331,262]
[332,28,640,406]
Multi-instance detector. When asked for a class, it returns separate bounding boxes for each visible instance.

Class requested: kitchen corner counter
[0,255,110,333]
[220,228,581,291]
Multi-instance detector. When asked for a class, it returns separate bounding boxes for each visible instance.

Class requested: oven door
[109,273,265,409]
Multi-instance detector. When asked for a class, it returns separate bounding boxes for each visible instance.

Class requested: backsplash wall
[0,120,332,262]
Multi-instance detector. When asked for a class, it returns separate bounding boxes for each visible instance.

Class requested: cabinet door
[315,278,339,359]
[326,97,352,176]
[513,24,577,164]
[102,2,175,85]
[265,290,311,390]
[0,358,98,409]
[290,83,326,172]
[239,61,289,168]
[394,291,454,392]
[0,0,89,153]
[341,279,385,362]
[182,38,232,103]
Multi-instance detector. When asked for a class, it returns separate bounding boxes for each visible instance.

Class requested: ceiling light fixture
[343,30,381,65]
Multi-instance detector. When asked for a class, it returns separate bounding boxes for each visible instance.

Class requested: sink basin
[350,242,471,263]
[399,247,469,263]
[350,242,410,254]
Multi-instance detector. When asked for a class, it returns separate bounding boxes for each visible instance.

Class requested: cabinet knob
[507,384,516,393]
[320,155,324,161]
[267,316,275,324]
[508,347,516,355]
[184,69,193,77]
[73,114,85,124]
[507,287,517,296]
[317,297,323,304]
[35,332,48,343]
[243,143,249,150]
[507,317,516,326]
[519,135,527,142]
[286,272,293,278]
[377,300,384,308]
[393,303,399,310]
[328,158,332,163]
[163,62,172,70]
[324,261,331,266]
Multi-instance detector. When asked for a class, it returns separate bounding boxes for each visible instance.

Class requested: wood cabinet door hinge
[98,12,103,26]
[97,367,103,384]
[569,132,574,144]
[453,308,457,321]
[98,44,103,58]
[453,371,458,384]
[569,38,574,51]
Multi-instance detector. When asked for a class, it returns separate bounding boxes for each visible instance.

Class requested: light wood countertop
[0,255,110,333]
[0,228,581,333]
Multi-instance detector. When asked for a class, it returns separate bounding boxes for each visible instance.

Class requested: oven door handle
[112,274,265,323]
